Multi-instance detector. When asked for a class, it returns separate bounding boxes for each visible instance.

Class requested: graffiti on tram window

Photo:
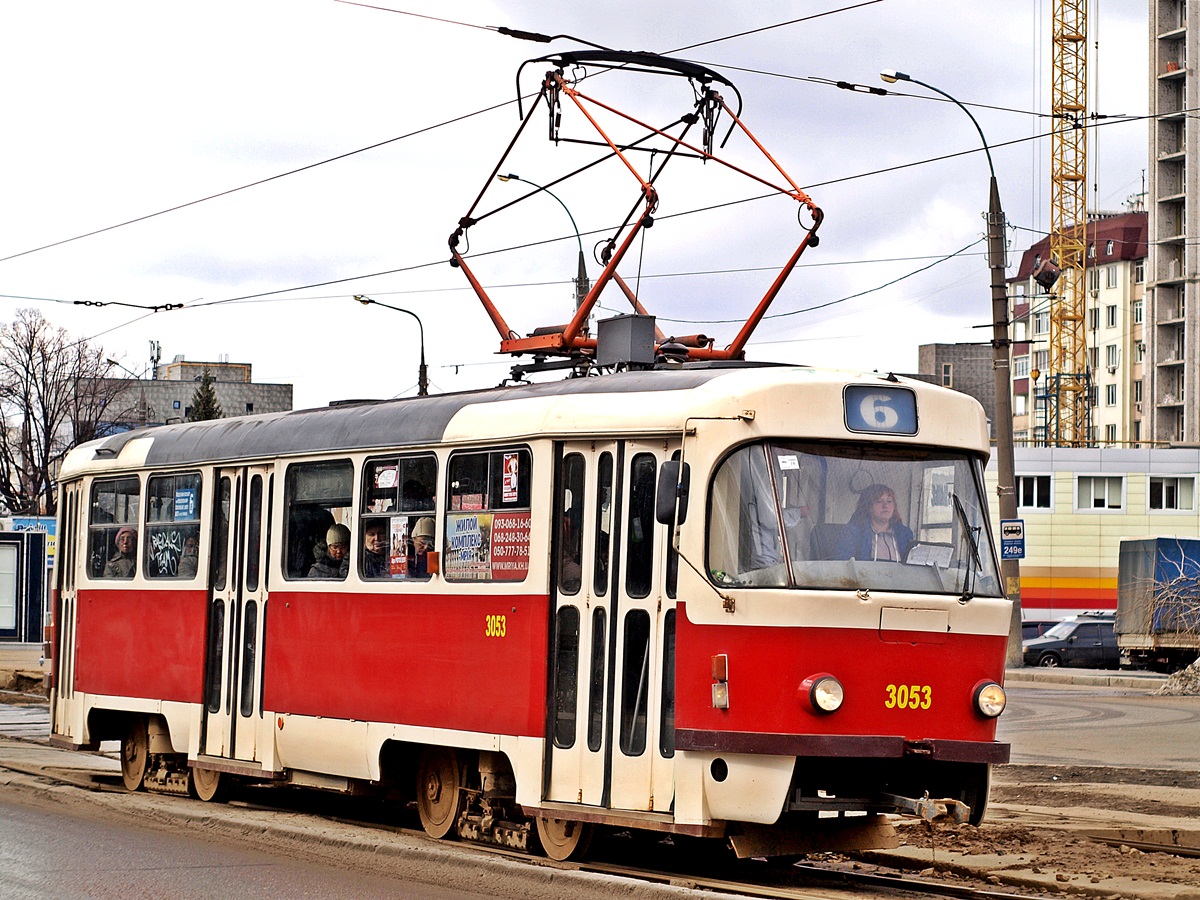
[145,526,200,578]
[445,511,530,581]
[148,527,185,577]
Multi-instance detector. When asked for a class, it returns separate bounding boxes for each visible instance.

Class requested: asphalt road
[0,792,483,900]
[997,681,1200,769]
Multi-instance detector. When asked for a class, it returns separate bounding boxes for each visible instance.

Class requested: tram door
[545,440,677,815]
[201,466,272,762]
[51,481,83,735]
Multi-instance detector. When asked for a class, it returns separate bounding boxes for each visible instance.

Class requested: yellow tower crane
[1045,0,1091,445]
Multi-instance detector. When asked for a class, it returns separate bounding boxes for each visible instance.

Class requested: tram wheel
[534,815,594,861]
[120,717,149,792]
[416,746,464,839]
[188,765,227,802]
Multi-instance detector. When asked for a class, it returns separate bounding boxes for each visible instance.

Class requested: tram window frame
[144,471,203,580]
[586,607,607,752]
[88,476,141,580]
[556,453,586,595]
[359,454,438,581]
[551,606,581,749]
[444,447,532,583]
[593,452,614,597]
[619,609,651,757]
[283,459,354,581]
[659,609,676,758]
[625,453,658,599]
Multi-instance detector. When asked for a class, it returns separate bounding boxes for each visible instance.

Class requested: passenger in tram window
[361,519,389,578]
[103,527,137,578]
[177,532,199,579]
[308,523,350,579]
[410,517,435,576]
[287,505,335,578]
[834,484,913,563]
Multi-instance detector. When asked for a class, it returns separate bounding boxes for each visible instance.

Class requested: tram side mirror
[656,461,690,525]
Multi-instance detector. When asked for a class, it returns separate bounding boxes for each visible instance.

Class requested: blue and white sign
[999,518,1025,560]
[843,385,918,435]
[174,488,197,520]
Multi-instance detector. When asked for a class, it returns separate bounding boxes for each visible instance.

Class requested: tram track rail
[0,750,1052,900]
[2,729,1198,900]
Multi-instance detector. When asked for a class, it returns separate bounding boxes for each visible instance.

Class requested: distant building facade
[916,343,996,414]
[101,357,292,430]
[1008,210,1147,446]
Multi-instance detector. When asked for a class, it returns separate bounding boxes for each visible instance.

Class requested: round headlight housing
[800,673,844,713]
[973,680,1007,718]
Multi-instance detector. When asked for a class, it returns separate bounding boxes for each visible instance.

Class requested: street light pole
[354,295,429,396]
[497,174,591,314]
[881,70,1023,665]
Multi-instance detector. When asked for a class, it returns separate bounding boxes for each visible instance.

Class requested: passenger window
[212,477,232,591]
[659,609,676,758]
[145,472,202,579]
[557,454,585,595]
[593,452,613,596]
[619,609,651,756]
[587,607,607,752]
[360,455,437,580]
[284,460,353,580]
[88,477,140,579]
[625,454,657,599]
[445,448,531,582]
[552,606,580,749]
[246,475,263,591]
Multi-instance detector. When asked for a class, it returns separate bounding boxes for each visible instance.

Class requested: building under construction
[1148,1,1199,444]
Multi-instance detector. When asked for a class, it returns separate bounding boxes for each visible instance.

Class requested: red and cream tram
[49,364,1010,859]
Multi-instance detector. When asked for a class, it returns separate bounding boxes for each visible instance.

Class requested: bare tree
[0,309,131,515]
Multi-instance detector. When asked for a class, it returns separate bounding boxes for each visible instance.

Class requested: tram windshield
[707,441,1002,597]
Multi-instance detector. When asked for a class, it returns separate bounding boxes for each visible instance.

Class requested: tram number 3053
[884,684,932,710]
[485,614,507,638]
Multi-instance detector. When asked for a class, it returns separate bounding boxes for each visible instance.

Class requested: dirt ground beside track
[881,765,1200,894]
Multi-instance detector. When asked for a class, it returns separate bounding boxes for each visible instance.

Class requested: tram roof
[61,363,983,476]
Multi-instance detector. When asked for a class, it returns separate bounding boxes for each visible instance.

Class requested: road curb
[1004,667,1168,689]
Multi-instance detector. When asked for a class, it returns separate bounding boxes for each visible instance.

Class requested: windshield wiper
[951,492,982,602]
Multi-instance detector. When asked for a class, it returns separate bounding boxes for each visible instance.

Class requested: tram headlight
[973,681,1007,718]
[799,673,844,714]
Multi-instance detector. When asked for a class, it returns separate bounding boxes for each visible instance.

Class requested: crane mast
[1046,0,1090,445]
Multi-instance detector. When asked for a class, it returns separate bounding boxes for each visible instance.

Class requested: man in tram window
[103,527,137,578]
[410,517,435,576]
[309,523,350,579]
[362,519,389,578]
[178,531,199,579]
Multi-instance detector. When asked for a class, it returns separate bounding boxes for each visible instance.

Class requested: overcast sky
[0,1,1148,410]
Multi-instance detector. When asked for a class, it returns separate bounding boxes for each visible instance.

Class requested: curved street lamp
[497,173,591,312]
[354,295,428,396]
[881,69,1023,663]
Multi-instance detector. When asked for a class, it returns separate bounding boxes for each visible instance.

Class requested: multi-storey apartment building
[1008,210,1147,446]
[1149,0,1199,442]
